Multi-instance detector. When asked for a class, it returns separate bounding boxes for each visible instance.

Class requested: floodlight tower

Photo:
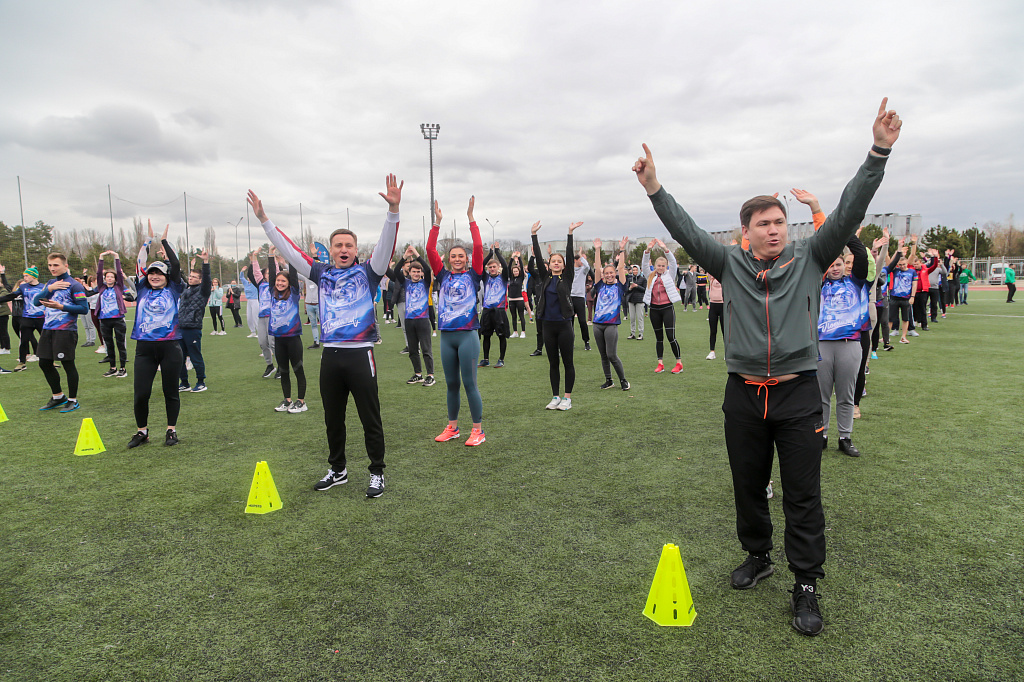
[485,219,499,244]
[420,123,440,226]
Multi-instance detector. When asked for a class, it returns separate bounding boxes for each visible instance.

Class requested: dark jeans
[405,317,434,375]
[723,373,826,582]
[100,317,128,368]
[320,347,385,476]
[178,328,206,385]
[134,340,183,428]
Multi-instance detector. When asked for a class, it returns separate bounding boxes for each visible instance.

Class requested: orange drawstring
[744,377,779,419]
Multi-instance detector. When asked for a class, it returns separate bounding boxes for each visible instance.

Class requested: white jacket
[642,250,681,305]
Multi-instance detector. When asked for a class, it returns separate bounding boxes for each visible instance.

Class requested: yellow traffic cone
[245,461,283,514]
[642,543,696,626]
[0,402,8,423]
[74,418,106,456]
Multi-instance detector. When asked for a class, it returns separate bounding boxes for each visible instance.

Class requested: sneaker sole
[366,490,384,498]
[731,564,774,590]
[314,478,348,491]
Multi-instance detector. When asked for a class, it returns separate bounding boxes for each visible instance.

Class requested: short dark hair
[47,252,68,263]
[408,261,423,272]
[739,195,787,228]
[329,229,358,246]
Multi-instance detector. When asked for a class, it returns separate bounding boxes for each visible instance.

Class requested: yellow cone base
[643,543,696,626]
[0,402,8,423]
[74,418,106,456]
[245,461,283,514]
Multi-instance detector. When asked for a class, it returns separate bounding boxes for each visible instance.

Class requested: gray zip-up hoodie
[649,153,888,376]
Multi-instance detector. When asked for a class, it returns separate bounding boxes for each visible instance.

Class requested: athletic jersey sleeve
[427,223,443,275]
[136,240,151,278]
[469,221,483,275]
[260,219,313,279]
[648,187,728,280]
[163,240,181,282]
[807,154,888,269]
[368,212,400,277]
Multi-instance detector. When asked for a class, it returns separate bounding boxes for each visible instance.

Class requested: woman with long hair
[591,237,631,391]
[642,238,683,374]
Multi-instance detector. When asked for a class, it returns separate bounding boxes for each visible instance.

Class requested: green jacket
[1006,267,1016,284]
[650,154,887,376]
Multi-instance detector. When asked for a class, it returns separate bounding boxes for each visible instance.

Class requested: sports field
[1,290,1021,681]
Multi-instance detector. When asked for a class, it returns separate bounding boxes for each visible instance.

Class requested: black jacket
[531,233,574,320]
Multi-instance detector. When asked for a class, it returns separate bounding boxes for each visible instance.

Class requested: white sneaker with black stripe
[314,468,348,491]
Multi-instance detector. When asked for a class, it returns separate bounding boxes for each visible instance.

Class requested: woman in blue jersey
[129,222,186,448]
[817,235,870,458]
[427,198,486,447]
[0,265,47,370]
[269,259,307,413]
[591,237,631,391]
[96,250,129,378]
[532,219,582,411]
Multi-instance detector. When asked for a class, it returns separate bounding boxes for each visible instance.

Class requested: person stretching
[569,242,592,351]
[33,253,89,412]
[96,251,129,377]
[428,198,486,446]
[177,251,212,393]
[591,237,631,390]
[246,250,276,378]
[268,258,307,413]
[0,265,46,371]
[507,253,530,339]
[395,249,435,387]
[532,220,580,410]
[479,241,511,368]
[642,238,683,374]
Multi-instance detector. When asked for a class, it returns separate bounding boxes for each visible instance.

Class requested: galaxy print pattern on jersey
[405,280,430,319]
[132,285,183,341]
[19,282,47,318]
[42,282,87,330]
[593,281,624,325]
[257,282,272,317]
[99,287,123,319]
[313,261,382,344]
[482,273,508,309]
[818,276,869,341]
[437,269,482,331]
[890,268,917,298]
[270,287,302,337]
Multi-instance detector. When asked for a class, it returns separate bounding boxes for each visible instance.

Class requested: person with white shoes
[531,219,580,411]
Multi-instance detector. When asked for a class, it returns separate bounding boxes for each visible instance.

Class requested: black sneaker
[102,368,118,378]
[883,344,894,351]
[98,357,113,364]
[407,374,423,384]
[274,400,291,412]
[790,584,824,636]
[40,396,69,411]
[117,368,128,378]
[127,430,149,449]
[314,468,348,491]
[308,343,320,350]
[529,349,543,357]
[730,553,774,590]
[494,359,504,368]
[165,429,179,446]
[478,359,489,367]
[274,370,282,380]
[0,367,12,375]
[59,400,81,413]
[584,343,592,351]
[422,376,436,387]
[838,438,861,457]
[262,366,275,379]
[621,380,631,391]
[400,347,409,355]
[599,379,614,389]
[366,473,385,498]
[822,436,828,451]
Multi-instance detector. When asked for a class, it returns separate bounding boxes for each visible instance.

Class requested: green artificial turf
[1,291,1021,681]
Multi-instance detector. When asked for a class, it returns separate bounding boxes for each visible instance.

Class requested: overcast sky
[1,0,1022,258]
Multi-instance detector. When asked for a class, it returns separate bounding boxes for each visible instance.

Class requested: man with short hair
[178,250,212,392]
[570,245,591,351]
[634,98,902,636]
[32,253,89,412]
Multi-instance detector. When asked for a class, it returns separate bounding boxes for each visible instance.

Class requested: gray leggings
[817,339,861,438]
[594,323,626,382]
[440,330,483,423]
[257,315,276,365]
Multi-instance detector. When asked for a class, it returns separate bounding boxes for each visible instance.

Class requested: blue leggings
[440,330,483,423]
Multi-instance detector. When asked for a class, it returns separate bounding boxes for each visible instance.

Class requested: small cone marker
[642,543,696,626]
[74,418,106,456]
[245,461,283,514]
[0,402,8,423]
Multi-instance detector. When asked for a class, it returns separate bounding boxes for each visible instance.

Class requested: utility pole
[420,123,440,225]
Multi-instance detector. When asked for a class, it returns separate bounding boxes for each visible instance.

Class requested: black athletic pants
[40,358,78,400]
[0,316,9,351]
[1008,283,1017,303]
[723,373,826,582]
[871,303,890,350]
[320,347,385,476]
[928,288,940,321]
[697,287,709,307]
[229,306,242,326]
[18,317,42,363]
[134,340,184,428]
[274,335,306,401]
[853,332,871,407]
[405,317,434,375]
[100,317,128,368]
[913,294,929,329]
[509,300,526,332]
[542,319,575,395]
[569,295,590,343]
[650,303,681,360]
[708,302,724,351]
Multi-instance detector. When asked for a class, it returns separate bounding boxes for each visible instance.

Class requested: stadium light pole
[228,217,243,281]
[485,219,499,244]
[420,124,440,226]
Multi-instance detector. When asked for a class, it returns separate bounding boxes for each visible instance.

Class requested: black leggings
[134,340,183,428]
[209,306,224,331]
[650,303,680,360]
[0,316,9,350]
[18,317,42,363]
[273,335,306,401]
[542,319,575,395]
[40,358,78,400]
[697,287,709,307]
[871,304,889,350]
[570,296,590,343]
[853,333,871,407]
[229,306,242,326]
[509,300,526,332]
[708,302,724,351]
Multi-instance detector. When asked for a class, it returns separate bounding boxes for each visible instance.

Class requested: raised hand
[632,143,661,195]
[247,190,269,223]
[161,224,170,241]
[546,244,552,255]
[531,221,541,235]
[593,238,602,250]
[882,226,890,240]
[378,174,403,211]
[433,201,443,226]
[467,196,475,221]
[568,221,583,234]
[791,188,821,213]
[200,249,210,262]
[873,97,902,149]
[147,219,155,240]
[619,236,629,252]
[492,241,500,251]
[873,236,888,250]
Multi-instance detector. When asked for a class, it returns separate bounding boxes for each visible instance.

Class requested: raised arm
[163,239,181,282]
[467,196,483,275]
[247,190,314,279]
[593,238,603,272]
[530,222,549,279]
[367,174,403,277]
[249,251,264,285]
[427,200,444,275]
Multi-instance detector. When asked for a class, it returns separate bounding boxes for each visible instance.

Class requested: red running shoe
[655,360,665,373]
[671,360,684,374]
[435,425,460,442]
[465,428,486,446]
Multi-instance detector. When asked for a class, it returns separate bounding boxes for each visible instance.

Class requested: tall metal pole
[420,124,440,226]
[183,192,190,256]
[108,184,115,246]
[300,203,303,236]
[17,176,28,268]
[246,203,252,253]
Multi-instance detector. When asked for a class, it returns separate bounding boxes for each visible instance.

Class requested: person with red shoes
[641,238,683,374]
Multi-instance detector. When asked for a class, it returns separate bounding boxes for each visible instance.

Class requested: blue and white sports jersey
[818,276,869,341]
[437,269,482,331]
[132,284,183,341]
[405,280,430,320]
[19,282,47,319]
[482,273,507,309]
[269,287,302,337]
[314,261,382,344]
[592,281,625,325]
[891,268,917,298]
[98,287,123,319]
[257,282,272,317]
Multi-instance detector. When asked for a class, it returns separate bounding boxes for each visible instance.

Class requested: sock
[795,579,817,592]
[139,428,148,435]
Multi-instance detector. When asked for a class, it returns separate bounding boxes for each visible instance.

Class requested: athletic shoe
[314,468,348,491]
[127,430,149,449]
[407,374,423,384]
[884,344,894,351]
[308,343,320,350]
[838,438,861,457]
[117,368,128,378]
[706,350,716,360]
[822,436,828,450]
[27,354,39,362]
[494,359,504,368]
[400,347,409,355]
[637,335,643,340]
[435,425,460,442]
[0,366,11,374]
[262,366,275,378]
[366,474,385,498]
[671,361,684,374]
[432,331,437,337]
[654,361,665,373]
[465,428,486,446]
[102,368,118,378]
[178,384,191,392]
[274,400,291,412]
[790,584,824,636]
[864,365,870,375]
[287,399,307,413]
[0,349,8,355]
[557,397,572,411]
[210,331,218,336]
[99,356,113,363]
[529,349,543,357]
[59,400,80,413]
[423,376,436,387]
[899,338,910,344]
[908,330,919,337]
[95,346,107,354]
[621,380,631,391]
[941,313,946,319]
[247,332,257,338]
[599,379,614,390]
[730,553,774,590]
[520,331,526,338]
[81,341,95,348]
[584,343,591,351]
[274,370,281,380]
[191,383,207,392]
[164,429,179,446]
[13,363,27,372]
[766,481,774,499]
[627,334,635,340]
[478,359,489,367]
[871,351,878,360]
[545,396,562,410]
[40,396,68,411]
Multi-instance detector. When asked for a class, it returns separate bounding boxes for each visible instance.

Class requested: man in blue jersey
[247,174,402,498]
[478,242,510,368]
[33,253,89,412]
